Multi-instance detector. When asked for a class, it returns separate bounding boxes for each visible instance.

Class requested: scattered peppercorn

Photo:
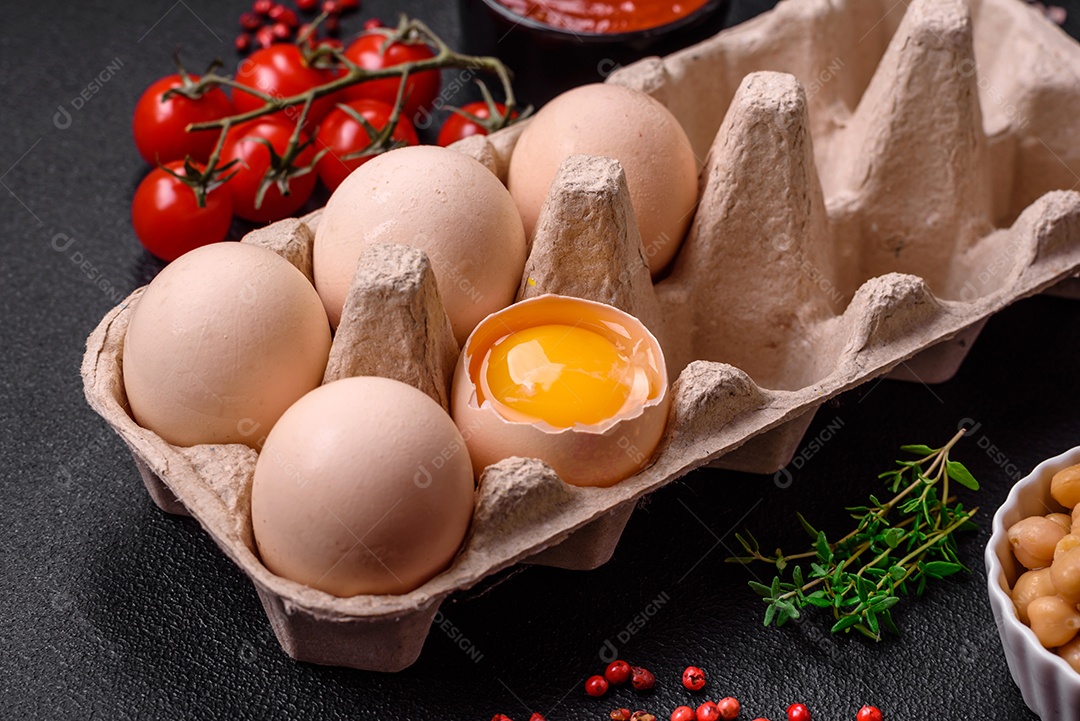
[717,697,741,721]
[630,713,656,721]
[611,710,633,721]
[270,21,291,39]
[235,0,358,55]
[856,706,883,721]
[696,701,721,721]
[681,666,706,692]
[786,703,811,721]
[586,675,610,697]
[254,25,276,48]
[267,4,298,25]
[671,707,696,721]
[605,660,632,686]
[630,666,655,692]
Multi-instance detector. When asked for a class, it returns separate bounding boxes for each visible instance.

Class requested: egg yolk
[484,324,635,428]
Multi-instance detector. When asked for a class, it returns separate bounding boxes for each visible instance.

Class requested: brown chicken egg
[451,295,670,488]
[251,376,475,596]
[507,83,699,276]
[122,242,331,448]
[312,145,528,345]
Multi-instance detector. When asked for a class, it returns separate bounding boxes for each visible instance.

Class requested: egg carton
[83,0,1080,671]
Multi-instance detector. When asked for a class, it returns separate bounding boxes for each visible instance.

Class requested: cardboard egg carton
[83,0,1080,671]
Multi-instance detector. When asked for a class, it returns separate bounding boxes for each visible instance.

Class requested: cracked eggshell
[507,83,699,276]
[122,242,331,449]
[251,376,475,597]
[450,295,670,488]
[312,145,528,345]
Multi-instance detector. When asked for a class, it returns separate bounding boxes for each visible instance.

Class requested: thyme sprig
[727,429,980,641]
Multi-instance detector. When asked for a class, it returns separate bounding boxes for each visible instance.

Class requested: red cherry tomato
[132,75,234,164]
[437,101,517,146]
[342,31,440,120]
[220,119,317,223]
[232,44,336,128]
[131,161,233,261]
[315,99,419,191]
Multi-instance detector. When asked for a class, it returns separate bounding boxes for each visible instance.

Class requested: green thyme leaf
[946,460,980,491]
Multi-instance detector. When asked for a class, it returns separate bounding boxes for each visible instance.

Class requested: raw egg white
[251,376,474,596]
[122,242,331,448]
[508,83,699,276]
[451,295,670,488]
[312,145,528,345]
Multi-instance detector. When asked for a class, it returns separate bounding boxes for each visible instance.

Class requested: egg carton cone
[83,0,1080,671]
[467,0,1080,472]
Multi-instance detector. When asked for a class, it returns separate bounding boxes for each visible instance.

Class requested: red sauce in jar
[495,0,712,34]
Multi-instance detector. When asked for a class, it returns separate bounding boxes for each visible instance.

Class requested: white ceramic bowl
[986,445,1080,721]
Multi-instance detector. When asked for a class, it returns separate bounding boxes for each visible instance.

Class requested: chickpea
[1027,595,1080,648]
[1052,464,1080,509]
[1057,635,1080,674]
[1053,546,1080,603]
[1012,568,1058,625]
[1009,516,1069,569]
[1073,505,1080,535]
[1056,534,1080,562]
[1047,513,1073,534]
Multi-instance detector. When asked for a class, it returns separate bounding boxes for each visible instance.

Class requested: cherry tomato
[131,161,233,261]
[220,119,317,223]
[132,75,234,164]
[232,44,336,129]
[314,99,419,191]
[342,31,440,120]
[437,101,517,146]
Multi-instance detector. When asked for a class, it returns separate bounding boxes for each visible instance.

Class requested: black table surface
[3,1,1080,719]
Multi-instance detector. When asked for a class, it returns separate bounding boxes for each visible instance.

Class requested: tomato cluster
[131,26,510,262]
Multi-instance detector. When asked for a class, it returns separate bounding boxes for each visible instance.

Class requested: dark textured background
[2,1,1079,719]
